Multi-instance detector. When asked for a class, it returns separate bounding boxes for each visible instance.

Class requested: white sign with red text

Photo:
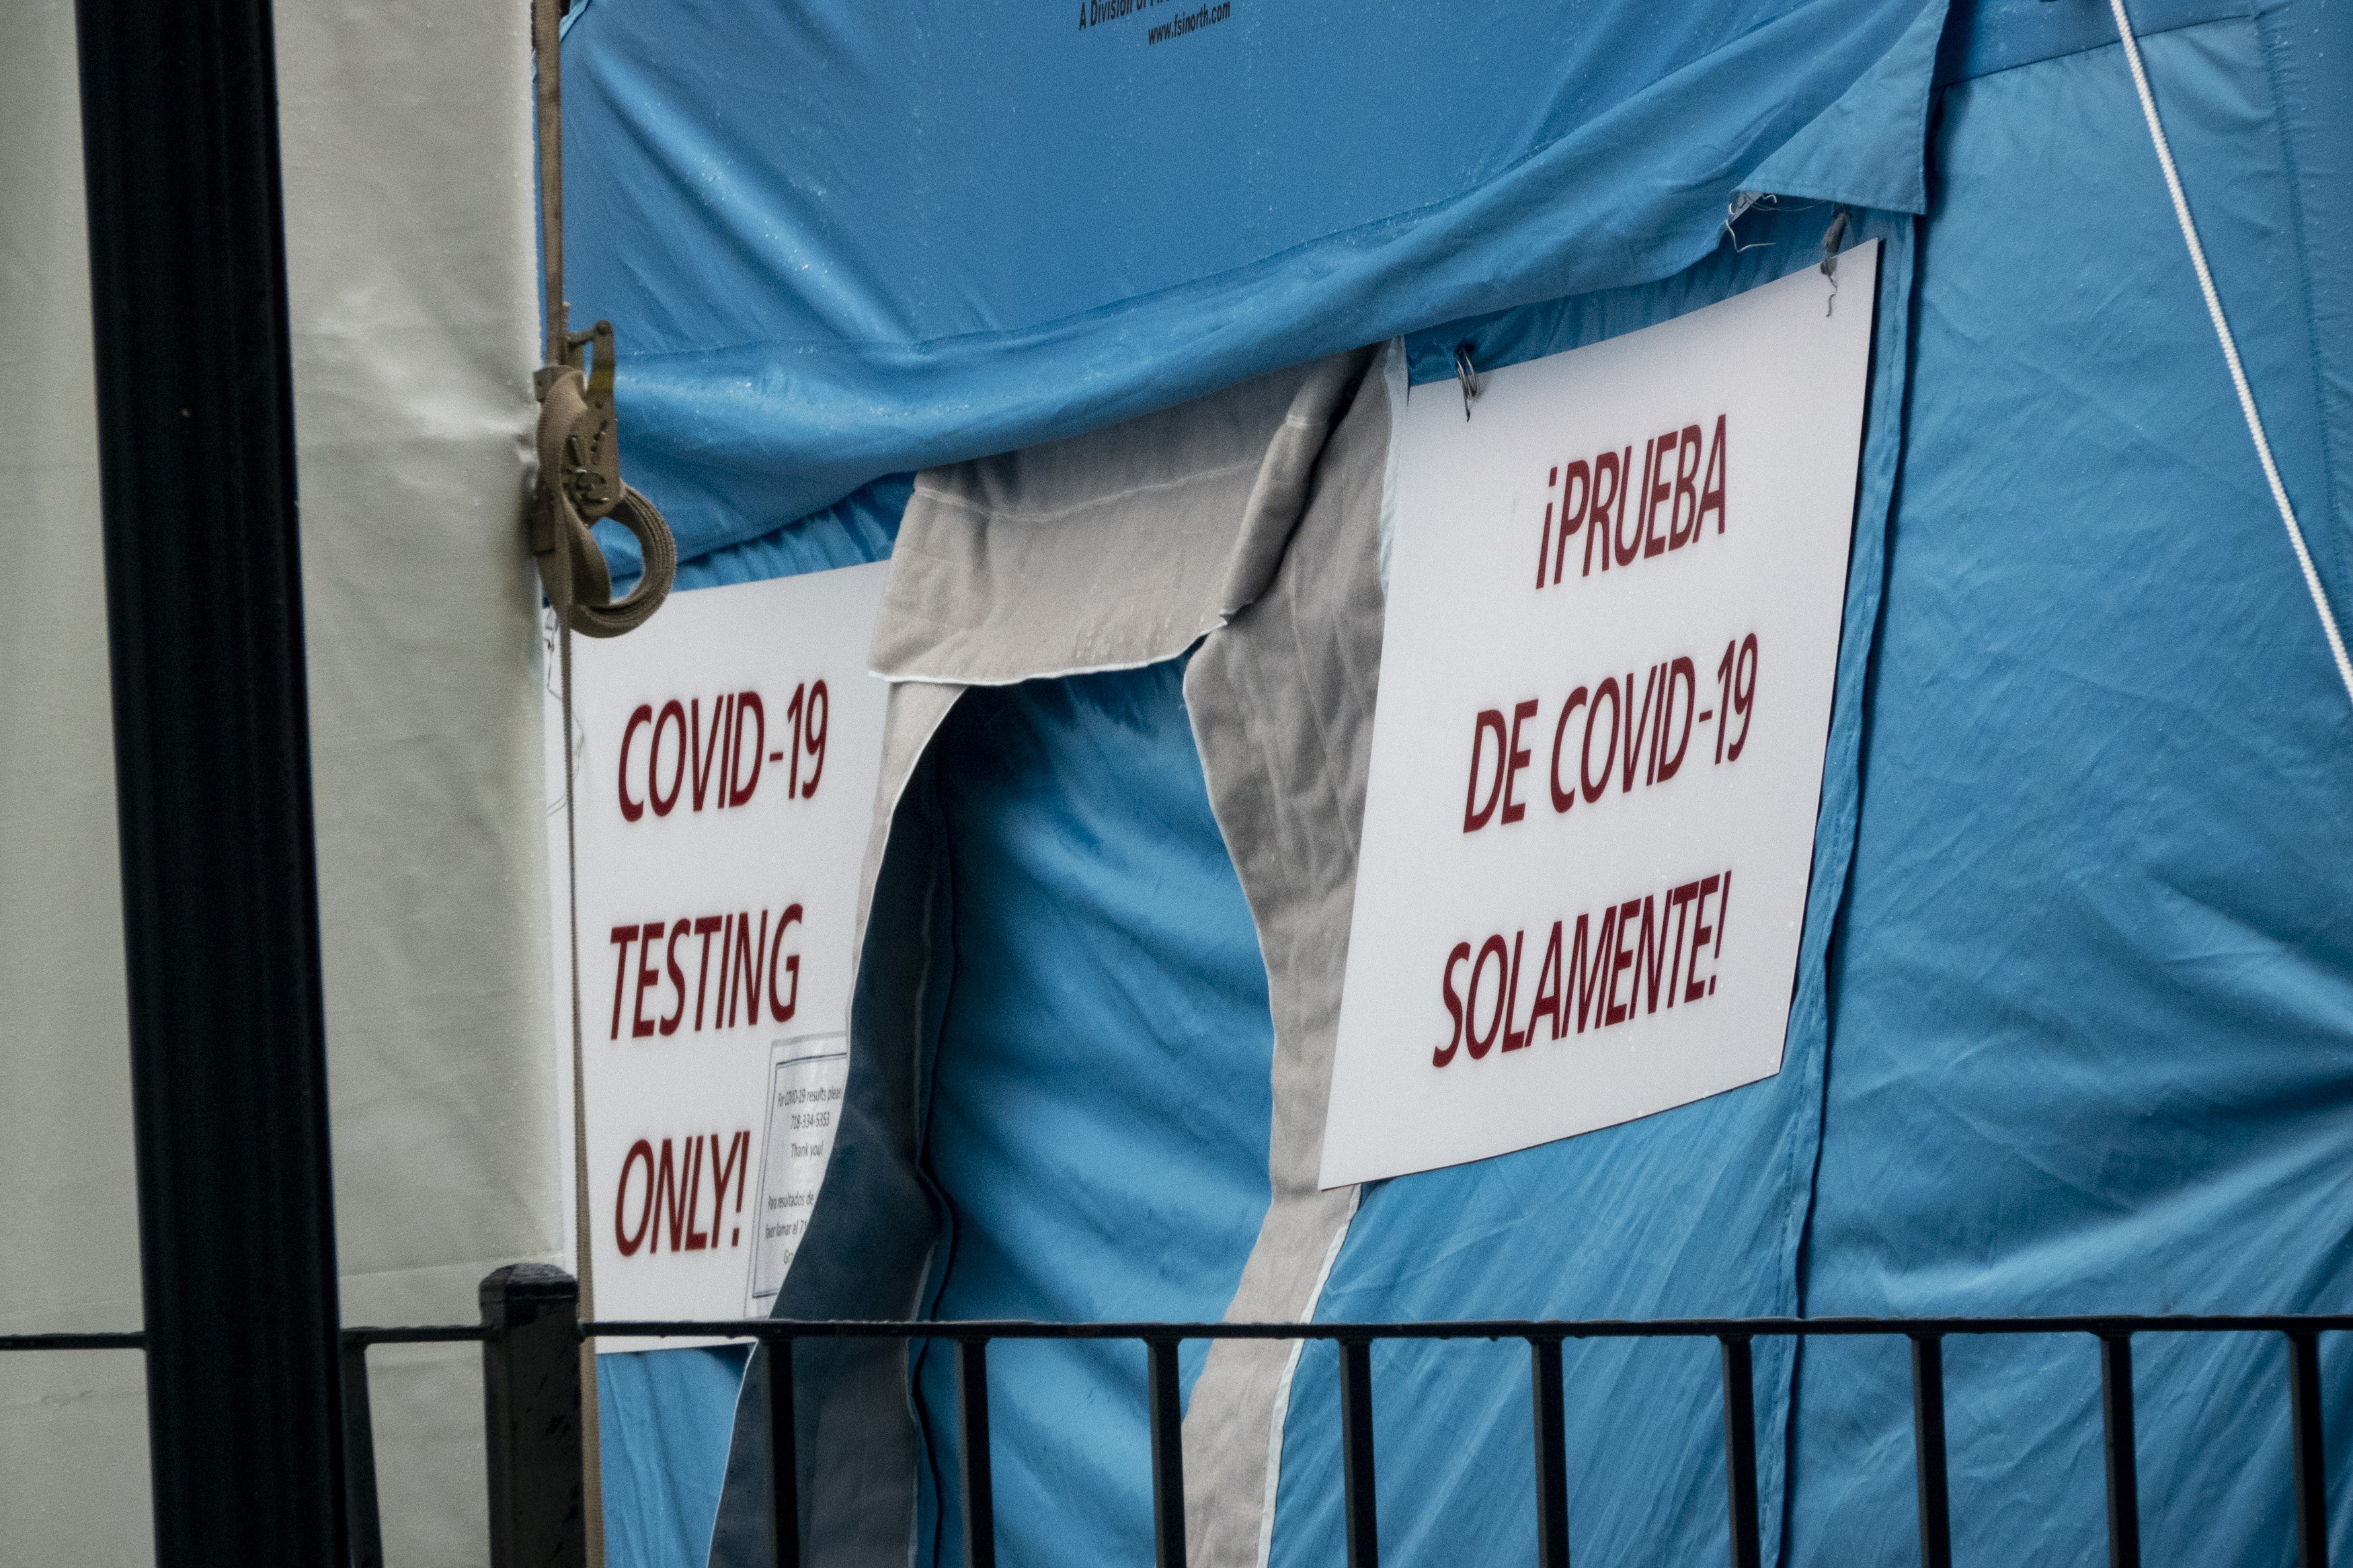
[1320,248,1878,1187]
[546,563,887,1342]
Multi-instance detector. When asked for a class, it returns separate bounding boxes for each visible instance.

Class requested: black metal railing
[581,1307,2352,1568]
[7,1285,2344,1568]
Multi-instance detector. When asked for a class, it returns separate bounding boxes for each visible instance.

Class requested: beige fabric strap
[1178,342,1392,1568]
[871,354,1365,685]
[528,3,681,1561]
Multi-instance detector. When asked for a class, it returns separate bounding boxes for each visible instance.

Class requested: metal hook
[1454,342,1481,422]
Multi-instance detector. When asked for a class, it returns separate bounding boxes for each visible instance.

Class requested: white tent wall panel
[0,1,151,1561]
[0,0,561,1561]
[276,0,561,1562]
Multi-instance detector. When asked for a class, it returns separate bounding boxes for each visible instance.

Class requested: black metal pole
[958,1339,998,1568]
[1909,1335,1952,1568]
[2288,1330,2327,1568]
[481,1266,588,1568]
[1529,1336,1571,1568]
[69,0,348,1560]
[2100,1334,2141,1568]
[1340,1337,1380,1568]
[1720,1336,1761,1568]
[1147,1337,1188,1568]
[768,1340,802,1568]
[342,1339,386,1568]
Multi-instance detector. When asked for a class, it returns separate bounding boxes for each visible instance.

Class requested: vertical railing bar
[2289,1329,2327,1568]
[1147,1337,1187,1568]
[1529,1335,1571,1568]
[767,1336,801,1568]
[342,1337,385,1568]
[1909,1334,1952,1568]
[479,1265,587,1568]
[2100,1333,2141,1568]
[1340,1337,1380,1568]
[1720,1335,1761,1568]
[958,1337,997,1568]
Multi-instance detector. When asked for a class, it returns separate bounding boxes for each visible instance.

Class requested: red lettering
[684,1135,709,1249]
[651,1138,687,1253]
[769,904,804,1022]
[1581,679,1619,804]
[1603,899,1640,1026]
[715,913,735,1019]
[1618,440,1651,567]
[1714,870,1730,985]
[1657,658,1696,782]
[1529,921,1562,1040]
[614,1139,654,1256]
[692,914,724,1030]
[649,700,686,816]
[709,1132,746,1249]
[728,1130,752,1247]
[1552,460,1590,586]
[727,909,768,1030]
[616,705,652,822]
[1644,429,1675,556]
[1464,709,1509,832]
[631,917,664,1038]
[661,919,688,1036]
[1585,450,1623,576]
[1501,700,1538,824]
[690,697,725,811]
[1549,688,1588,813]
[1685,874,1722,1004]
[1633,896,1667,1015]
[1466,935,1509,1059]
[1698,414,1727,537]
[608,925,639,1041]
[1536,467,1556,591]
[1436,941,1472,1066]
[1501,929,1531,1050]
[1568,908,1616,1033]
[720,695,740,811]
[1621,667,1657,792]
[1669,423,1703,547]
[729,690,766,807]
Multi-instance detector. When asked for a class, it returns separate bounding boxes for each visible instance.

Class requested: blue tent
[554,0,2353,1562]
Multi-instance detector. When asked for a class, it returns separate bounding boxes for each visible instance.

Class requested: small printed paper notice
[746,1037,848,1315]
[545,563,888,1344]
[1320,247,1879,1188]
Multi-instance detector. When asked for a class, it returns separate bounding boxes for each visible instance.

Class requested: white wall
[0,0,563,1560]
[0,2,151,1558]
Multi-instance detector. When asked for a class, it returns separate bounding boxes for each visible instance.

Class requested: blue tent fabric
[905,660,1278,1568]
[560,0,1952,554]
[550,0,2353,1563]
[597,1347,753,1568]
[1788,17,2353,1562]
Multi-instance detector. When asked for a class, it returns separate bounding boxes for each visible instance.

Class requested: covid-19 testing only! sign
[1320,247,1880,1188]
[545,563,887,1342]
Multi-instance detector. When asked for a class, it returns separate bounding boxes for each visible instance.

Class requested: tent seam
[2247,0,2344,603]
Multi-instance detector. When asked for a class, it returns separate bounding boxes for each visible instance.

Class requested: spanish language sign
[545,563,887,1341]
[1319,247,1878,1187]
